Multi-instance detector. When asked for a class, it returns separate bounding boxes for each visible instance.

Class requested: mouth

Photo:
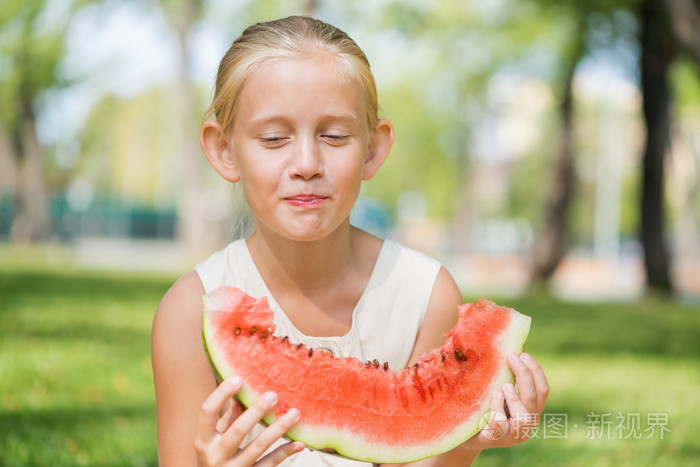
[284,194,328,207]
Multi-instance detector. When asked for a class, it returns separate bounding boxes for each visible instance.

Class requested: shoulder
[152,271,209,374]
[406,266,463,366]
[194,239,246,292]
[155,271,206,326]
[384,237,439,263]
[365,236,442,284]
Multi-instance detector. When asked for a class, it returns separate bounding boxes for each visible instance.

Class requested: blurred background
[2,0,700,301]
[1,0,699,465]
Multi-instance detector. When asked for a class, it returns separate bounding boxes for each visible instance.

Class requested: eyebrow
[246,114,362,131]
[245,115,290,131]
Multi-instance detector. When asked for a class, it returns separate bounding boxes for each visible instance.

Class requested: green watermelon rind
[202,298,531,464]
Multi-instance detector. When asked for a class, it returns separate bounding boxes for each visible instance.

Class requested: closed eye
[321,134,350,145]
[259,136,289,148]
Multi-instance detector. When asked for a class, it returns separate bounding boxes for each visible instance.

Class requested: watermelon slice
[202,287,530,463]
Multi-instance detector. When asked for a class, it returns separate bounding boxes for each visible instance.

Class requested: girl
[152,15,548,467]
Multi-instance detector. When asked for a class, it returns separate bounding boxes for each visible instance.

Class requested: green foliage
[368,82,461,218]
[671,57,700,113]
[77,88,184,205]
[0,0,73,129]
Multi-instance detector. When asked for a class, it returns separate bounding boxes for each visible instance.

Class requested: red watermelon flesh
[202,287,530,463]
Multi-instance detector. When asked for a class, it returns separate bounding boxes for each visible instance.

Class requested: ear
[362,118,394,180]
[200,120,240,183]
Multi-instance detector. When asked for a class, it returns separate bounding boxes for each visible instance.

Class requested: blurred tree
[361,1,564,249]
[0,0,99,242]
[638,0,674,293]
[301,0,318,17]
[530,8,586,287]
[529,0,641,287]
[0,0,84,241]
[637,0,700,294]
[531,0,700,295]
[0,125,18,200]
[665,0,700,64]
[157,0,210,255]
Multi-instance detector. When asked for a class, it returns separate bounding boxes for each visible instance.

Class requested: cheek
[239,171,278,202]
[337,156,367,190]
[327,144,367,178]
[234,148,282,191]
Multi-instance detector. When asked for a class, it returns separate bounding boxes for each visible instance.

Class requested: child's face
[230,51,374,242]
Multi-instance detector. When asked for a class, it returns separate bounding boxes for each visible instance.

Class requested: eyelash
[259,135,349,145]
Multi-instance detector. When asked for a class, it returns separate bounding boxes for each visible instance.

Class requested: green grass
[0,251,174,466]
[472,295,700,466]
[1,248,699,465]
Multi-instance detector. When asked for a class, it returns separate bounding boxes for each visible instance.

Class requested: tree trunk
[301,0,319,16]
[0,123,18,198]
[639,0,674,294]
[10,100,50,242]
[664,0,700,65]
[530,38,583,286]
[170,0,212,257]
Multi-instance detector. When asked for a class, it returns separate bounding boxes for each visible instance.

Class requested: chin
[284,230,329,243]
[258,214,350,243]
[278,222,347,243]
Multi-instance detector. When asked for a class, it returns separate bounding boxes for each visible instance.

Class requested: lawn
[1,248,699,466]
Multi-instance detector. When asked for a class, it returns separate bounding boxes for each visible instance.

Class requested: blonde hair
[206,15,379,134]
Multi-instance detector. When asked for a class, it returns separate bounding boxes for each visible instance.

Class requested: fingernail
[264,391,278,404]
[508,353,519,362]
[504,383,515,393]
[291,441,305,452]
[520,352,532,361]
[495,391,504,400]
[286,408,300,421]
[228,376,242,387]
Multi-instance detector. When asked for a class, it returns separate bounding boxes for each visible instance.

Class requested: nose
[288,135,323,180]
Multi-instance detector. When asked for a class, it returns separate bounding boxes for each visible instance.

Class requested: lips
[284,194,328,207]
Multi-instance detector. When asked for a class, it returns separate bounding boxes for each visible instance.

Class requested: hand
[194,377,305,466]
[464,352,549,450]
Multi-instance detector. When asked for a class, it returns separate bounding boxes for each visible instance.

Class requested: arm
[380,268,549,467]
[152,272,303,466]
[152,271,218,465]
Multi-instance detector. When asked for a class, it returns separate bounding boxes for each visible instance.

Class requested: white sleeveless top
[194,237,441,466]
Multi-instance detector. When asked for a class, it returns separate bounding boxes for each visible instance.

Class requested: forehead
[235,51,367,126]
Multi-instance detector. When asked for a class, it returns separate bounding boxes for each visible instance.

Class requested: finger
[257,441,305,467]
[480,391,509,442]
[197,377,243,441]
[519,353,550,412]
[503,383,537,438]
[215,398,243,435]
[236,408,303,465]
[219,391,279,453]
[507,354,537,413]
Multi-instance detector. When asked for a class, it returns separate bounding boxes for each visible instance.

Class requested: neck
[246,220,357,294]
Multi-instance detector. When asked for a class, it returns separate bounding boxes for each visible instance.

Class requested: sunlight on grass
[0,256,172,466]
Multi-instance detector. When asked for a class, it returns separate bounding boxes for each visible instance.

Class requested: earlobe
[200,120,240,183]
[362,119,394,181]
